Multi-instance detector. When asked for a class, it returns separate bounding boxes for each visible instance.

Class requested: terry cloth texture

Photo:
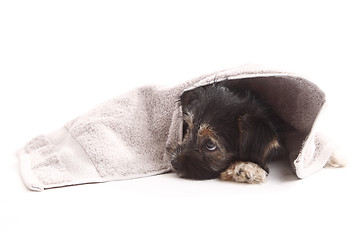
[17,65,334,191]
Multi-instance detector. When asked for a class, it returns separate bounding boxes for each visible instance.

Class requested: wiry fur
[170,83,283,183]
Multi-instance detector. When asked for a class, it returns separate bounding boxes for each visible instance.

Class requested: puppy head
[170,85,241,179]
[170,84,282,180]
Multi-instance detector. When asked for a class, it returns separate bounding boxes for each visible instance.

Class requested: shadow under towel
[17,65,334,191]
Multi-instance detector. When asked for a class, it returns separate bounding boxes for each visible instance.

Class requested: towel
[17,65,334,191]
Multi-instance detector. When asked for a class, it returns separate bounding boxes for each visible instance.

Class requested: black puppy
[169,83,282,183]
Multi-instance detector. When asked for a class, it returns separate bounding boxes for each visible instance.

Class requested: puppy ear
[180,89,199,107]
[238,114,281,172]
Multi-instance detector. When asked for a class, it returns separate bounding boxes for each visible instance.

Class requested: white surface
[1,1,359,239]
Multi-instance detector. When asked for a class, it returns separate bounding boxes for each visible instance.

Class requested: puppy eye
[205,140,217,151]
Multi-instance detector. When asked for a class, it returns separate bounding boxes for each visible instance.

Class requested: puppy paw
[220,161,267,184]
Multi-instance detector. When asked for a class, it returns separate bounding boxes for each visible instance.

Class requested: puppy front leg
[220,161,268,184]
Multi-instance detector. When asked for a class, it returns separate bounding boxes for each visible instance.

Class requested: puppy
[169,83,282,183]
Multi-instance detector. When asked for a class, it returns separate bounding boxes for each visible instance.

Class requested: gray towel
[17,65,334,191]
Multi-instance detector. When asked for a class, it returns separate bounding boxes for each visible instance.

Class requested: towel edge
[17,149,44,191]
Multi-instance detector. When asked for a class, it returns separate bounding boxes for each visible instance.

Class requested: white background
[1,0,359,239]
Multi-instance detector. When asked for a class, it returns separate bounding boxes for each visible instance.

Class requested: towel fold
[17,65,334,191]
